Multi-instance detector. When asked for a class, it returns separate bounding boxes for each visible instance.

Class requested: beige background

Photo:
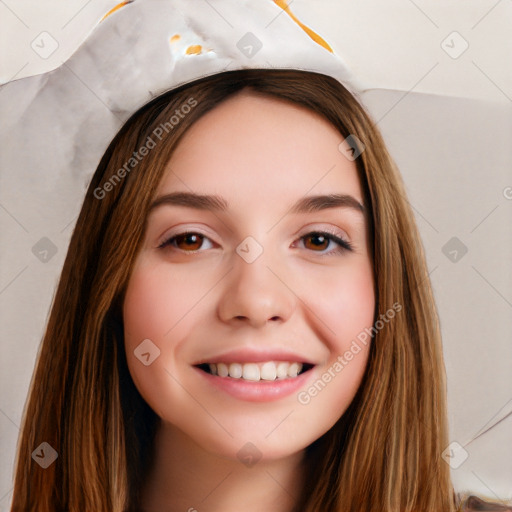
[1,0,511,509]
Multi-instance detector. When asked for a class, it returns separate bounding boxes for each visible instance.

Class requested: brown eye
[174,233,203,251]
[159,231,214,252]
[303,233,329,251]
[298,231,354,255]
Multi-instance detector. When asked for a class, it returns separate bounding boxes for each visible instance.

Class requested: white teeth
[217,363,229,377]
[242,363,260,381]
[260,361,277,381]
[287,362,301,378]
[228,363,242,378]
[276,362,289,378]
[205,361,304,381]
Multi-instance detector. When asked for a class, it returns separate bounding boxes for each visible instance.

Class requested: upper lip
[192,347,317,366]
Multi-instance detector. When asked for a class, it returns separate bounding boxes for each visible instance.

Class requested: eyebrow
[148,192,365,215]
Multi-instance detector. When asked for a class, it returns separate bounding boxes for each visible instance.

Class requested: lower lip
[193,366,315,402]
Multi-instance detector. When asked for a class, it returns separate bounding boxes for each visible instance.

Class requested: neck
[139,421,307,512]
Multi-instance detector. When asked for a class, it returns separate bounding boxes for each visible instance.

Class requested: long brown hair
[11,69,459,511]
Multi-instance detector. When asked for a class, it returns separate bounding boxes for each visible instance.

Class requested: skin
[122,90,375,512]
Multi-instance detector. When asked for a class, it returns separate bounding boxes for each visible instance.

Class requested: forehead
[157,91,363,208]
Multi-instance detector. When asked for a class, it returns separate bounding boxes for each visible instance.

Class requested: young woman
[10,68,463,512]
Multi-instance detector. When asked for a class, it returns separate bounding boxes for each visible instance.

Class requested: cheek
[121,260,207,418]
[121,261,189,383]
[121,258,224,397]
[123,260,209,344]
[299,260,375,414]
[124,275,162,338]
[310,260,375,348]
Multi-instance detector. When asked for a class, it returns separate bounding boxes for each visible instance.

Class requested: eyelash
[157,230,353,256]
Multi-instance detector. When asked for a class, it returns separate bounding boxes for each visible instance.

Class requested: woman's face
[123,90,375,461]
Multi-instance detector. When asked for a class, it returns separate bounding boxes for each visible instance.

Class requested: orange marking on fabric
[101,1,133,22]
[272,0,333,53]
[186,45,202,55]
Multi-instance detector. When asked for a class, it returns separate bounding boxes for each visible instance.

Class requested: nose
[216,248,296,328]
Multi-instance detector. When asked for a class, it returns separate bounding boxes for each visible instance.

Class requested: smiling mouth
[195,361,315,382]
